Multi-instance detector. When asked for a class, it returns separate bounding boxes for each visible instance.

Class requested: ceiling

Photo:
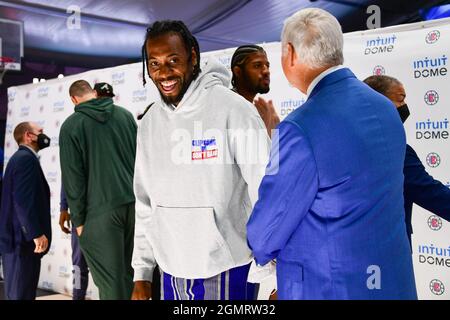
[0,0,448,67]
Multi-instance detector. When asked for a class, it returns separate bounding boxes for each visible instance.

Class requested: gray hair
[281,8,344,69]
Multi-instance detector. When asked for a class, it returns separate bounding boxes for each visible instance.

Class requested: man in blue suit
[364,75,450,246]
[247,8,417,300]
[0,122,52,300]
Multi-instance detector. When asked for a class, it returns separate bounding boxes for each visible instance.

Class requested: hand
[59,210,71,234]
[253,97,280,137]
[131,281,152,300]
[269,290,278,300]
[33,234,48,253]
[76,225,84,237]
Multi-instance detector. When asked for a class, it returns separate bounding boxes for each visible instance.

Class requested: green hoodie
[59,98,137,227]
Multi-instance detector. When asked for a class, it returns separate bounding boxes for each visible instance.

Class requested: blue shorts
[160,263,256,300]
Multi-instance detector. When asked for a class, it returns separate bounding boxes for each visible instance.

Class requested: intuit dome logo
[8,91,16,103]
[426,152,441,168]
[20,105,30,117]
[218,55,232,69]
[418,244,450,268]
[38,87,49,99]
[372,65,385,75]
[424,90,439,106]
[413,55,447,79]
[428,215,443,231]
[430,279,445,295]
[426,30,440,44]
[112,72,125,85]
[280,98,306,116]
[132,89,147,103]
[364,35,397,55]
[415,118,448,140]
[53,100,65,112]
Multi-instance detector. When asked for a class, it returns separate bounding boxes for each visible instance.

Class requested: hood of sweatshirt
[74,97,114,123]
[160,56,231,113]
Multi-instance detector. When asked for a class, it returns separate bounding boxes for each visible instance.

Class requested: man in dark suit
[0,121,52,300]
[247,8,417,299]
[364,75,450,246]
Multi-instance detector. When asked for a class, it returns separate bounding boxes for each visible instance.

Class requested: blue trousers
[2,252,41,300]
[161,263,256,300]
[72,225,89,300]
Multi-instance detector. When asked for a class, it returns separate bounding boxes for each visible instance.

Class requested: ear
[287,42,297,67]
[70,96,77,105]
[232,65,242,79]
[93,90,98,98]
[191,48,198,69]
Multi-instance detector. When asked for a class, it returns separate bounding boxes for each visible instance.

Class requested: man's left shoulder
[212,86,258,115]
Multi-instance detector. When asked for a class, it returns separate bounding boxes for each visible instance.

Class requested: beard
[255,83,270,94]
[157,76,193,106]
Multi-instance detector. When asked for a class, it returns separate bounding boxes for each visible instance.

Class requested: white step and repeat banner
[4,17,450,299]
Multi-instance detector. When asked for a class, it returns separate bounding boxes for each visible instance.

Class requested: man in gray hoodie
[131,20,271,300]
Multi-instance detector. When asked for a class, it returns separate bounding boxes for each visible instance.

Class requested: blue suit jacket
[247,68,417,299]
[404,144,450,244]
[0,146,51,255]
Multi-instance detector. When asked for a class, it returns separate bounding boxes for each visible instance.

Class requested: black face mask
[397,104,410,123]
[31,133,51,150]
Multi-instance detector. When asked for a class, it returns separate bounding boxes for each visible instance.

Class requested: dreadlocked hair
[141,20,201,86]
[230,44,266,87]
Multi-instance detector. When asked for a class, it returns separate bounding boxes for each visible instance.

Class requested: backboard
[0,18,24,72]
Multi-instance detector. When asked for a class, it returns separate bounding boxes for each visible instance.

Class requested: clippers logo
[430,279,445,295]
[373,65,385,75]
[424,90,439,105]
[364,35,397,55]
[428,215,443,231]
[192,138,218,160]
[426,30,440,44]
[426,152,441,168]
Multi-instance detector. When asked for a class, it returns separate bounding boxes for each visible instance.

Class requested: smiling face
[146,32,197,106]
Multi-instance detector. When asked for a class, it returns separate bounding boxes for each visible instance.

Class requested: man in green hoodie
[59,80,137,300]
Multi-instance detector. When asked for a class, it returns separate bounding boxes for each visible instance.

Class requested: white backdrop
[4,17,450,299]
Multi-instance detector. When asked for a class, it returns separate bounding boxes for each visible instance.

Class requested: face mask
[31,133,51,150]
[397,104,410,123]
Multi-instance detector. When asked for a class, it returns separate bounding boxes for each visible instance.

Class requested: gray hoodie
[132,57,271,280]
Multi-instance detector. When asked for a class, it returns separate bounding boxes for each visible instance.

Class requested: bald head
[69,80,97,105]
